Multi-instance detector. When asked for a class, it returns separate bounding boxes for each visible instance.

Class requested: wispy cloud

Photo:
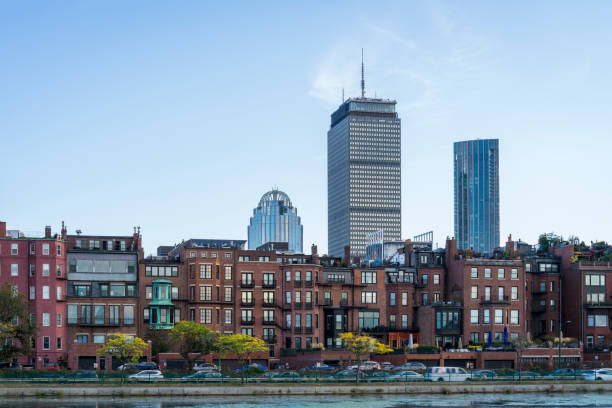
[366,23,417,50]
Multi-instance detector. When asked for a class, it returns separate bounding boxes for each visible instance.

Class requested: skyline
[1,2,612,255]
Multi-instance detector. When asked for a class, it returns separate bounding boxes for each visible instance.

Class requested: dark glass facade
[453,139,500,254]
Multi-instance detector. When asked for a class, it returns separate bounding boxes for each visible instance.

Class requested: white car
[128,370,164,380]
[347,361,381,371]
[425,366,470,382]
[193,363,218,372]
[583,369,612,381]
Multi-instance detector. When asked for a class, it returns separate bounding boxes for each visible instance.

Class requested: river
[2,393,612,407]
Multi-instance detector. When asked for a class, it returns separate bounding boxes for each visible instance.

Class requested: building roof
[183,239,246,249]
[258,189,292,207]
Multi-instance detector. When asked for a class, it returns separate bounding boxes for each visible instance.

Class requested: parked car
[512,371,541,379]
[306,363,337,371]
[128,370,164,381]
[42,362,61,371]
[380,362,394,371]
[59,370,98,382]
[0,362,21,370]
[366,371,390,380]
[388,370,424,380]
[347,361,381,371]
[193,362,218,372]
[395,362,426,371]
[546,368,575,377]
[330,370,365,379]
[235,363,267,371]
[183,371,227,381]
[135,362,158,370]
[582,369,612,381]
[425,366,470,382]
[471,369,496,379]
[116,363,135,371]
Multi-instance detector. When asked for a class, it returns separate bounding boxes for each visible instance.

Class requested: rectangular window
[42,244,49,255]
[200,264,212,279]
[67,305,78,324]
[224,309,232,324]
[484,268,491,278]
[200,308,212,324]
[224,287,232,302]
[145,286,152,299]
[550,281,555,292]
[358,311,379,329]
[285,271,291,282]
[511,286,518,300]
[361,291,377,304]
[42,286,49,299]
[482,308,490,324]
[57,264,62,277]
[199,285,212,301]
[401,314,408,328]
[224,266,232,280]
[484,286,491,301]
[57,337,62,350]
[43,336,50,350]
[11,264,18,276]
[389,292,396,306]
[361,271,377,284]
[285,313,291,328]
[498,286,504,301]
[42,313,50,327]
[285,291,292,304]
[93,335,105,344]
[57,313,62,327]
[511,269,518,280]
[29,286,35,300]
[402,292,408,306]
[56,286,62,300]
[29,264,35,277]
[495,309,503,324]
[471,268,478,278]
[471,286,478,299]
[11,244,18,255]
[510,310,519,325]
[497,269,505,279]
[470,310,479,324]
[434,274,440,285]
[124,305,134,325]
[42,264,49,276]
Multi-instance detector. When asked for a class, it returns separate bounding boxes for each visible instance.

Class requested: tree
[144,328,172,356]
[0,282,37,363]
[538,233,563,253]
[168,320,217,370]
[97,334,148,385]
[338,332,393,382]
[212,334,235,372]
[224,334,268,383]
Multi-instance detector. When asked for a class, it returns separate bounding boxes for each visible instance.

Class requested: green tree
[97,334,148,385]
[338,332,393,382]
[168,320,217,370]
[0,282,37,363]
[212,334,234,372]
[224,334,268,383]
[538,233,562,253]
[144,328,172,356]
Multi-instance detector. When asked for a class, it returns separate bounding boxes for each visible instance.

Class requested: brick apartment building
[0,221,67,368]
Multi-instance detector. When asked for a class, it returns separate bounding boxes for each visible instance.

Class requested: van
[425,366,470,382]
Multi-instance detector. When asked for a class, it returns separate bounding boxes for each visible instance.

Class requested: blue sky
[1,1,611,255]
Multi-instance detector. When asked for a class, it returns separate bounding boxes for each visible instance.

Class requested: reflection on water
[1,393,611,408]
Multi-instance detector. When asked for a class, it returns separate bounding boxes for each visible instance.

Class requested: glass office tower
[453,139,500,254]
[248,189,303,253]
[327,98,401,258]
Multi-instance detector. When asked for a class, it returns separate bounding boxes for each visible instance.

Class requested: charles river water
[2,393,612,408]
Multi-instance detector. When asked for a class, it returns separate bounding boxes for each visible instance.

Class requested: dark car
[135,362,158,370]
[183,371,227,382]
[513,371,541,379]
[472,369,497,379]
[60,370,98,382]
[546,368,575,377]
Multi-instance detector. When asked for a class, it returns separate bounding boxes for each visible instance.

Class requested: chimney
[0,221,6,238]
[61,221,67,240]
[44,226,52,239]
[344,245,351,266]
[311,244,319,265]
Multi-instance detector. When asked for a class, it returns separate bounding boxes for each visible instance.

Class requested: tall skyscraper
[248,189,303,253]
[327,59,401,258]
[454,139,500,254]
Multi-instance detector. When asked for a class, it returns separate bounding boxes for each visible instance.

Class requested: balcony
[263,318,276,325]
[323,299,333,307]
[585,301,612,309]
[262,280,276,288]
[262,300,276,307]
[240,300,255,307]
[304,327,313,334]
[532,287,547,295]
[294,327,303,334]
[294,302,303,309]
[304,302,313,309]
[240,318,254,325]
[480,295,510,305]
[263,335,277,344]
[340,299,349,307]
[67,317,134,327]
[240,281,255,288]
[304,280,313,288]
[294,280,302,288]
[532,303,547,313]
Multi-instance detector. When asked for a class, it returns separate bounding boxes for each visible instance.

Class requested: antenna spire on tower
[361,48,365,98]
